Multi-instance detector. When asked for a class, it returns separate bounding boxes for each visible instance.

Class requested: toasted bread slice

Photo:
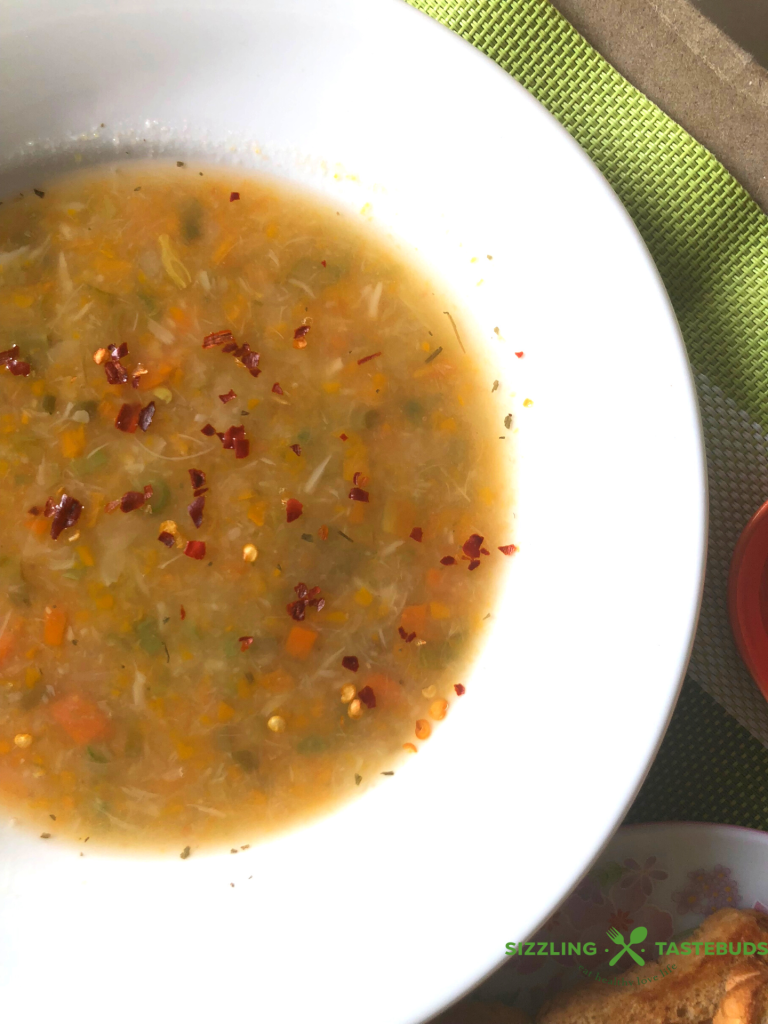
[713,961,768,1023]
[537,908,768,1024]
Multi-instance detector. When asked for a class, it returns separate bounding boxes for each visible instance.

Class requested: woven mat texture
[407,0,768,823]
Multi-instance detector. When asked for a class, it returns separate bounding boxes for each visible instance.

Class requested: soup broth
[0,163,515,851]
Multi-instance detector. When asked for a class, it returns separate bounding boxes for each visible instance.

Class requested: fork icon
[606,925,647,966]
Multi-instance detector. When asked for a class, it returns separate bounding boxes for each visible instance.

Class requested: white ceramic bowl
[0,3,706,1022]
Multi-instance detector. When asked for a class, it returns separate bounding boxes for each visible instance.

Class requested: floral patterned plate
[470,822,768,1018]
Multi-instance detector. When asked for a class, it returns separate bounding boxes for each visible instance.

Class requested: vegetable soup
[0,163,515,852]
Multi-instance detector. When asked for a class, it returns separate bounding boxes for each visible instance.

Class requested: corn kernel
[242,543,258,563]
[267,715,286,733]
[76,545,94,566]
[217,702,235,723]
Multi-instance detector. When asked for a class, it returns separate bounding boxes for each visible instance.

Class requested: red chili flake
[0,345,32,377]
[352,472,369,487]
[219,389,237,404]
[184,540,206,560]
[286,581,323,621]
[238,636,254,652]
[193,486,208,497]
[515,351,525,359]
[339,433,348,442]
[115,403,141,433]
[221,341,238,354]
[321,260,327,267]
[357,351,381,366]
[357,686,376,709]
[341,656,359,673]
[233,343,261,377]
[131,366,148,389]
[200,423,216,436]
[45,493,83,540]
[289,444,302,456]
[348,487,369,502]
[120,490,147,513]
[230,191,240,202]
[188,495,205,528]
[462,534,484,560]
[189,468,206,490]
[468,559,481,571]
[398,627,416,643]
[28,506,41,516]
[409,527,423,542]
[138,400,156,432]
[180,605,186,620]
[440,556,456,566]
[158,531,174,548]
[220,425,245,449]
[271,382,284,395]
[144,485,154,500]
[202,330,234,349]
[104,499,121,513]
[111,343,129,360]
[454,683,466,696]
[234,438,249,459]
[480,548,490,556]
[104,360,128,385]
[293,324,311,341]
[286,498,303,523]
[498,544,518,556]
[317,525,329,541]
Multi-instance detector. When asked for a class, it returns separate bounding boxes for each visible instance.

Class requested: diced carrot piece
[60,426,86,459]
[425,568,444,591]
[0,632,16,666]
[217,701,235,723]
[26,516,49,538]
[362,673,403,710]
[137,362,174,390]
[167,306,191,328]
[50,693,110,745]
[258,668,295,693]
[43,607,67,646]
[400,604,427,637]
[285,626,318,660]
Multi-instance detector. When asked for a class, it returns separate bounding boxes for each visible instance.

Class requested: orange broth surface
[0,163,515,852]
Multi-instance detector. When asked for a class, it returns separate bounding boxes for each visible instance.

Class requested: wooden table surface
[548,0,768,211]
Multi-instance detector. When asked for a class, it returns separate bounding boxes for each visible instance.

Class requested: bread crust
[537,908,768,1024]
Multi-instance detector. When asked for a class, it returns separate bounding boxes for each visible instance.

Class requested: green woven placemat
[409,0,768,427]
[407,0,768,826]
